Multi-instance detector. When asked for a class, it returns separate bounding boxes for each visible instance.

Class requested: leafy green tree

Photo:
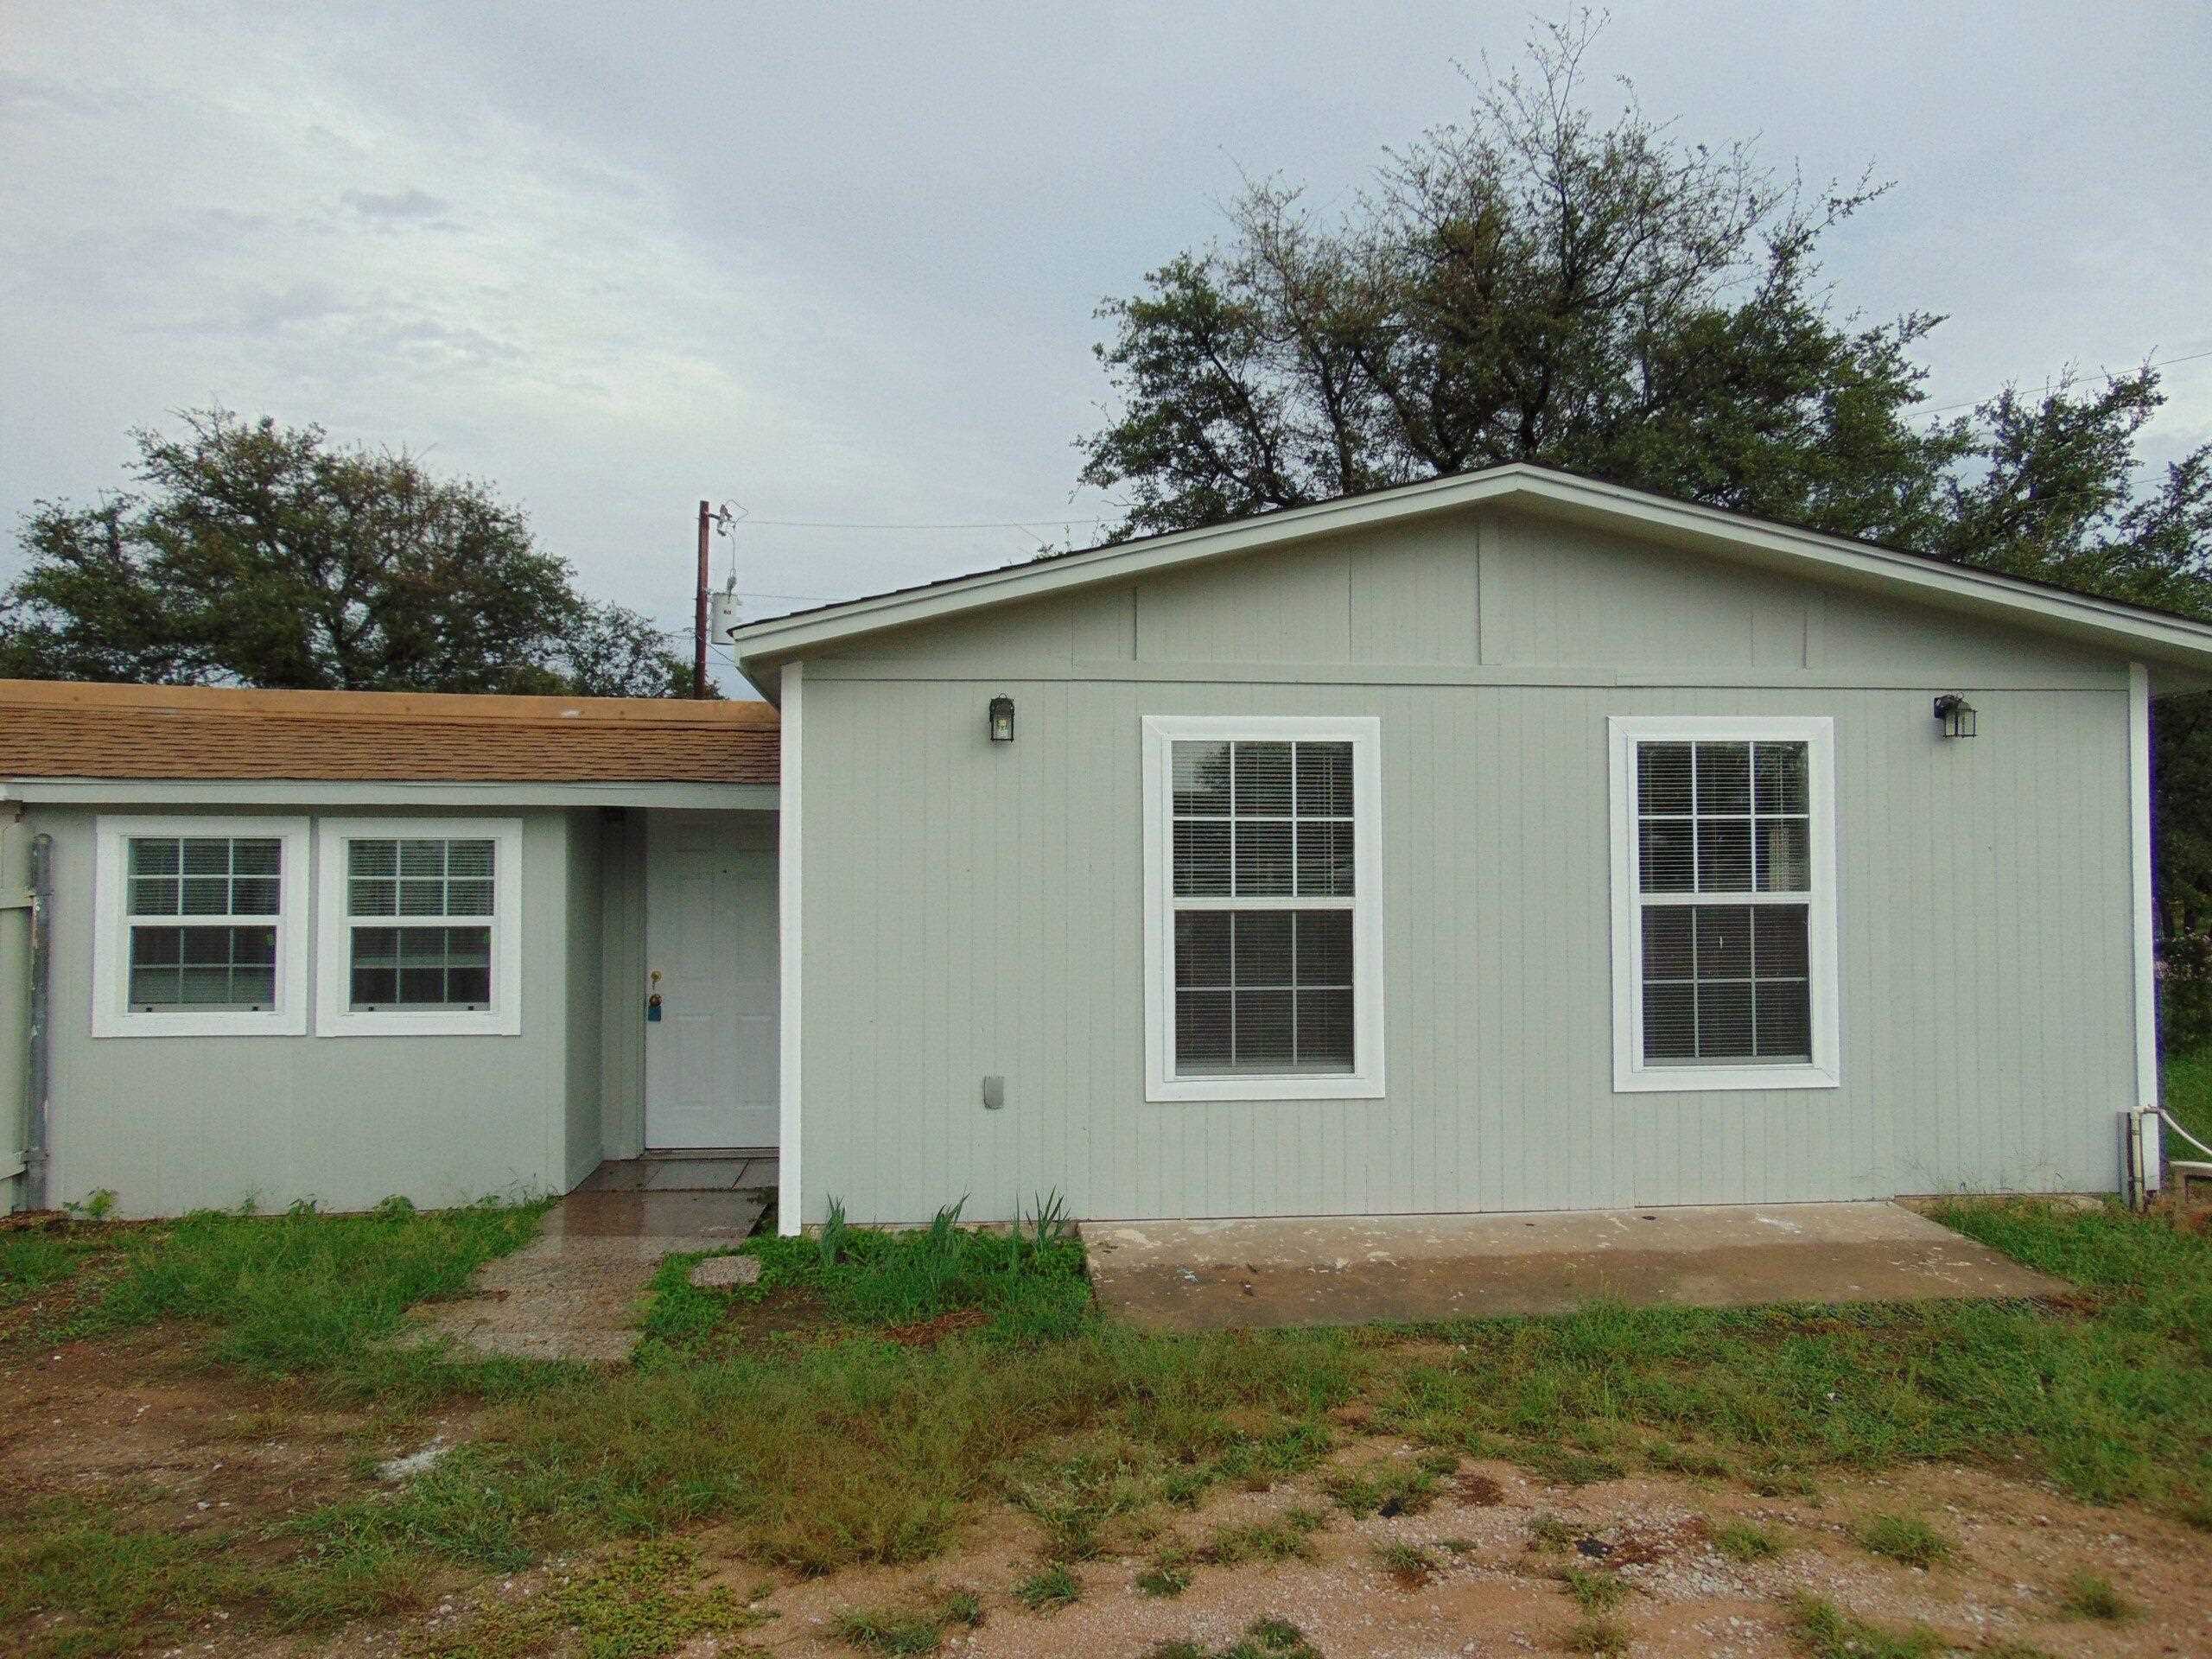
[1080,21,1970,546]
[0,409,696,697]
[1081,17,2212,1045]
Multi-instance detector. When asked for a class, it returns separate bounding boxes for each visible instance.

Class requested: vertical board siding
[33,805,582,1218]
[795,512,2138,1224]
[799,675,2134,1226]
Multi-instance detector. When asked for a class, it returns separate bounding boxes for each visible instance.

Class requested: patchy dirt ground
[7,1333,2211,1657]
[711,1451,2212,1659]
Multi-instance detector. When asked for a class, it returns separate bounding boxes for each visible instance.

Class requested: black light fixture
[1933,694,1977,739]
[988,695,1015,743]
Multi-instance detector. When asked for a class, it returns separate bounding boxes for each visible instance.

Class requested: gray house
[7,463,2211,1225]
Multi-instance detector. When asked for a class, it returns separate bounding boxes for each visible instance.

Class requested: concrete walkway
[1084,1202,2063,1332]
[414,1165,766,1364]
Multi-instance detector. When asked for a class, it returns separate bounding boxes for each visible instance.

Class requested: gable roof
[0,679,779,785]
[729,461,2212,692]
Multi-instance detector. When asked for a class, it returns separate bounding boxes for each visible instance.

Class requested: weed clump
[2056,1570,2133,1621]
[1012,1563,1079,1612]
[1710,1519,1783,1563]
[1853,1513,1953,1569]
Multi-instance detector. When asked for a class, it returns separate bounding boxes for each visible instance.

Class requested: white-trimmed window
[92,817,310,1037]
[1609,716,1840,1092]
[1143,716,1383,1102]
[315,818,523,1036]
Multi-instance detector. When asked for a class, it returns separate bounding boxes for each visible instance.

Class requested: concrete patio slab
[1084,1202,2063,1332]
[411,1187,763,1364]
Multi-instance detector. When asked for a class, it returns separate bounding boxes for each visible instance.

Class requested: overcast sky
[4,2,2208,693]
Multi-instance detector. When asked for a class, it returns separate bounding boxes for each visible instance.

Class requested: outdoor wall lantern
[1933,694,1977,739]
[988,695,1016,743]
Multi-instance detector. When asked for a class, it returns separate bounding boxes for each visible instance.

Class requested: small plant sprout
[1370,1539,1436,1585]
[1136,1548,1195,1598]
[817,1197,849,1268]
[65,1187,118,1222]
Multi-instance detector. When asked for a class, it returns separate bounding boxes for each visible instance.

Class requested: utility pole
[693,499,711,698]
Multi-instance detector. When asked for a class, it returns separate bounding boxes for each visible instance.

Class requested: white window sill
[92,1010,304,1039]
[1613,1062,1840,1094]
[1149,1073,1386,1103]
[317,1009,518,1039]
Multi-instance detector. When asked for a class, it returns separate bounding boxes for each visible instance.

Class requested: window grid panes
[124,836,283,1012]
[1168,739,1356,1076]
[1635,741,1813,1065]
[345,837,497,1010]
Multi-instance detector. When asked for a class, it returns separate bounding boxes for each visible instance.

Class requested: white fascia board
[730,464,2212,676]
[0,779,778,810]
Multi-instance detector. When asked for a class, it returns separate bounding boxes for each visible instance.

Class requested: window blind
[345,837,496,1009]
[124,836,282,1011]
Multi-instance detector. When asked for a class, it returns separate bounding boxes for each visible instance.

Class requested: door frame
[641,811,779,1153]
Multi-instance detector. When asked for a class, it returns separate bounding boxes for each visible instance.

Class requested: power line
[1911,347,2212,420]
[741,514,1108,531]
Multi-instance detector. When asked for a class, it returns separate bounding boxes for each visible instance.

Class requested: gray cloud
[3,0,2208,696]
[341,188,451,222]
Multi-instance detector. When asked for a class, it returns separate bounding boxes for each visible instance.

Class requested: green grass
[1323,1450,1457,1517]
[1205,1506,1325,1566]
[1011,1562,1080,1612]
[2164,1042,2212,1169]
[9,1191,2212,1656]
[1786,1595,1944,1659]
[1135,1548,1196,1598]
[2056,1568,2133,1621]
[1709,1518,1784,1563]
[640,1195,1090,1363]
[0,1491,441,1658]
[1370,1538,1436,1581]
[831,1586,982,1654]
[1559,1564,1627,1612]
[41,1196,550,1389]
[1527,1511,1579,1551]
[1561,1614,1630,1656]
[0,1224,105,1312]
[1143,1617,1319,1659]
[1366,1198,2212,1517]
[1853,1512,1953,1568]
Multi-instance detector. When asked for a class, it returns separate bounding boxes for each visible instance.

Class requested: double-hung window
[315,818,523,1036]
[1609,717,1839,1091]
[1143,716,1383,1101]
[92,817,310,1036]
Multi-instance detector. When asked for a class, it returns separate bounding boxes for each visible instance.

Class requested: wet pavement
[1084,1202,2063,1332]
[411,1160,769,1364]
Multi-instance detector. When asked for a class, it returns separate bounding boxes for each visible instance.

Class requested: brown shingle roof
[0,679,779,785]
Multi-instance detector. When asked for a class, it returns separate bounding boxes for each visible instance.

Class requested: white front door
[645,814,779,1150]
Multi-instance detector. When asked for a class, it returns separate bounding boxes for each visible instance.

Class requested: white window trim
[314,817,524,1038]
[1142,715,1385,1103]
[1608,715,1841,1093]
[92,815,311,1039]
